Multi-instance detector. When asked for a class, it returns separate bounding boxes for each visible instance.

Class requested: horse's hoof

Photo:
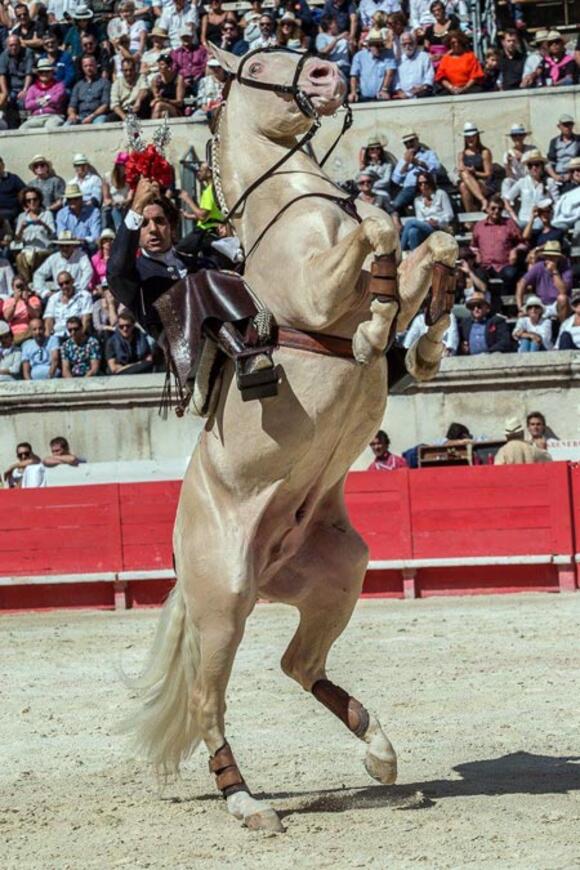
[364,751,398,785]
[245,809,285,833]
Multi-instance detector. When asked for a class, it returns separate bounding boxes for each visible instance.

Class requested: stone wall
[1,352,577,473]
[2,86,579,185]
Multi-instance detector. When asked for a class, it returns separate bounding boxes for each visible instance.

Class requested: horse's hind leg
[273,515,397,786]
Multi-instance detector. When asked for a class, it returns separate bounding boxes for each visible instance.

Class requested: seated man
[32,230,93,298]
[110,56,150,121]
[391,131,440,212]
[0,321,22,380]
[60,315,101,377]
[368,430,407,470]
[67,55,111,126]
[348,33,396,103]
[515,240,572,321]
[21,317,60,379]
[391,32,434,100]
[56,183,101,250]
[459,294,513,354]
[494,417,552,465]
[471,196,525,292]
[43,435,81,467]
[43,271,93,339]
[526,410,556,449]
[0,35,34,128]
[106,310,153,374]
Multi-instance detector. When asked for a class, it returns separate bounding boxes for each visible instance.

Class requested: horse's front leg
[397,231,459,381]
[301,215,400,335]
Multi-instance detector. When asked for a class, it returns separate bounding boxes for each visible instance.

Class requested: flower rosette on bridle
[124,109,174,191]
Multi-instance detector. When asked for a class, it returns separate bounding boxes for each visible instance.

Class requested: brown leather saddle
[154,269,278,413]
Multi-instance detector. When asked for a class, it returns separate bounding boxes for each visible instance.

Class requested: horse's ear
[209,45,241,76]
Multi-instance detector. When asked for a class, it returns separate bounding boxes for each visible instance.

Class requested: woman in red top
[2,276,42,344]
[435,30,484,95]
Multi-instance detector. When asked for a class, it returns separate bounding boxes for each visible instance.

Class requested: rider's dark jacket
[107,212,197,336]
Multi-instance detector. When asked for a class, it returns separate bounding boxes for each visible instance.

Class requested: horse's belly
[203,352,388,489]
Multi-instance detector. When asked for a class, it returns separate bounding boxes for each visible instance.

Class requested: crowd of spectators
[2,435,81,487]
[353,114,580,355]
[0,1,578,130]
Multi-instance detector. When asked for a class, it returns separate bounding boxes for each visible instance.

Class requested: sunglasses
[25,196,39,202]
[59,279,73,286]
[17,451,31,459]
[118,323,133,330]
[471,303,487,309]
[68,326,81,333]
[528,162,543,168]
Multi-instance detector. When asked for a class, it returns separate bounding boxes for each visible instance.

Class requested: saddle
[154,269,278,416]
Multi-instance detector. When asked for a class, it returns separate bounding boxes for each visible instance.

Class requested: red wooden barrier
[568,464,580,589]
[0,463,577,611]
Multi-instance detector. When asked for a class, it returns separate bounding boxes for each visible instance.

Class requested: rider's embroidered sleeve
[124,210,144,231]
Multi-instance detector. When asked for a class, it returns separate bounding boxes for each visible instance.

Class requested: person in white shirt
[315,17,350,79]
[504,150,558,229]
[552,158,580,243]
[403,309,459,354]
[32,236,93,299]
[501,123,536,197]
[43,271,93,338]
[409,0,435,36]
[22,462,47,488]
[391,31,434,98]
[158,0,199,49]
[401,170,454,250]
[556,289,580,349]
[358,0,402,30]
[513,294,553,351]
[249,14,277,50]
[68,153,103,207]
[117,0,148,56]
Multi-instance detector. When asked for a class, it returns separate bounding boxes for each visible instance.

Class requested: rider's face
[140,204,172,254]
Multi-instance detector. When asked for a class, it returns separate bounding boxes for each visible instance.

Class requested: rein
[212,47,355,249]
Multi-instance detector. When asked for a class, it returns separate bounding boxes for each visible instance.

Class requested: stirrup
[235,353,278,401]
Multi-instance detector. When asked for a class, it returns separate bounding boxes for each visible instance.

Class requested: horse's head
[210,46,346,139]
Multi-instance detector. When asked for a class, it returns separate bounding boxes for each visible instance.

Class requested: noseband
[213,47,353,225]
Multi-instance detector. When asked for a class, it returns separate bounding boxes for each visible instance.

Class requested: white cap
[72,152,89,165]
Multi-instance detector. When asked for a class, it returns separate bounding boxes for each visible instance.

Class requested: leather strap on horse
[369,253,399,303]
[311,679,370,739]
[209,742,248,798]
[277,326,354,360]
[425,261,457,327]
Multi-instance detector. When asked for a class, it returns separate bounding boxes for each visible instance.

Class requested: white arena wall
[1,352,577,474]
[2,86,579,185]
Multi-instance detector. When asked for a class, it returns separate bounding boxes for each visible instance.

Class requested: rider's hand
[132,177,160,215]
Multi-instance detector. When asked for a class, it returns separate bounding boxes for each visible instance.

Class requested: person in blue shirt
[348,33,396,102]
[56,183,102,251]
[21,318,60,380]
[391,130,441,211]
[39,30,77,91]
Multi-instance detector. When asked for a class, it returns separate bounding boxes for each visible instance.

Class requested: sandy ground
[1,593,580,870]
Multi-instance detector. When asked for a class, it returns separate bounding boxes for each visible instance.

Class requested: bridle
[211,47,355,246]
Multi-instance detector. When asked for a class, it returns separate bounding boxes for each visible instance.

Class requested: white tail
[126,583,202,775]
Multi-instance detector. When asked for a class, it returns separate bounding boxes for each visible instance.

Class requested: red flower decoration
[125,144,173,191]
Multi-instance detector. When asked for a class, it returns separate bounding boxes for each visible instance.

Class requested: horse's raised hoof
[364,749,398,785]
[244,809,285,833]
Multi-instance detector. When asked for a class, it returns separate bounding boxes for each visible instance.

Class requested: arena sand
[1,593,579,869]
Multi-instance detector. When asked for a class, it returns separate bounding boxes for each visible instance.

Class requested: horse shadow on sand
[255,752,580,818]
[180,752,580,817]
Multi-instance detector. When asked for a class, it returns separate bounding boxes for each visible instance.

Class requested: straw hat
[150,26,168,38]
[568,157,580,171]
[508,122,529,137]
[99,228,116,242]
[280,10,297,22]
[524,294,545,313]
[533,29,549,44]
[72,152,89,166]
[28,154,50,171]
[401,130,418,142]
[463,121,482,136]
[559,113,574,125]
[538,240,565,259]
[64,183,83,200]
[34,58,54,73]
[72,3,93,18]
[56,230,82,245]
[366,135,385,148]
[504,417,524,438]
[522,149,547,164]
[546,29,563,41]
[366,28,384,44]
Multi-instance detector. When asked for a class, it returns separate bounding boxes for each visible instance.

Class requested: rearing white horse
[128,46,457,833]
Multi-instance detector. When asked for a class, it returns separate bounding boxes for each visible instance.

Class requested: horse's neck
[218,102,337,247]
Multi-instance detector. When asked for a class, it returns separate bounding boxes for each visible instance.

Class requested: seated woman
[1,276,42,345]
[103,153,131,233]
[401,171,454,251]
[556,290,580,349]
[14,186,55,282]
[435,30,484,96]
[316,16,351,80]
[201,0,229,48]
[91,229,116,295]
[356,169,396,218]
[424,1,460,68]
[358,136,394,194]
[457,121,494,212]
[501,123,535,197]
[513,295,553,352]
[151,54,184,119]
[276,12,307,50]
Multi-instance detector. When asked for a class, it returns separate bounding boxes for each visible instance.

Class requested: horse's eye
[248,62,262,76]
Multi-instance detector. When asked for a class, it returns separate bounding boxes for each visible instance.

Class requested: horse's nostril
[310,66,331,79]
